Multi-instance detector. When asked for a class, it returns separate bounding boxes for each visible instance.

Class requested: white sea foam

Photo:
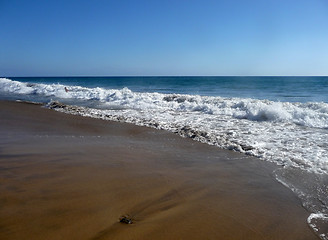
[1,77,328,174]
[308,213,328,240]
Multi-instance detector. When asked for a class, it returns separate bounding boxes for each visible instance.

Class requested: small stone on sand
[119,215,133,224]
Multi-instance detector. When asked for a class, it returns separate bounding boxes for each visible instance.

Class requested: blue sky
[1,0,328,76]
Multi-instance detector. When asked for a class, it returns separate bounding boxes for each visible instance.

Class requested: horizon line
[3,75,328,78]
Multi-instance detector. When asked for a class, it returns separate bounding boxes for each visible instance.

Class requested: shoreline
[0,100,318,239]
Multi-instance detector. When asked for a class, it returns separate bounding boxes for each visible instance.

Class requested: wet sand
[0,101,318,239]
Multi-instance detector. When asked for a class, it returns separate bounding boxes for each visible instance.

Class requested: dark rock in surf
[47,101,67,109]
[178,126,208,140]
[163,95,187,103]
[240,145,254,151]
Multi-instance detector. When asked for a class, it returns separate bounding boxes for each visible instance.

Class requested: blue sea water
[7,76,328,103]
[1,76,328,239]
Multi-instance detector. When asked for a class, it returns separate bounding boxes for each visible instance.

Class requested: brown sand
[0,101,318,240]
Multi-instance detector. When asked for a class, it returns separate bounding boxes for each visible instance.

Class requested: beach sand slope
[0,101,318,240]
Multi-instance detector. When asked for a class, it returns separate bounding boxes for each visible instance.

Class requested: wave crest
[1,78,328,129]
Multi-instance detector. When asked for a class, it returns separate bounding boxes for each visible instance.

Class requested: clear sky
[1,0,328,76]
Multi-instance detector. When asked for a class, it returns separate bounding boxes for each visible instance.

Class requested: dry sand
[0,101,318,239]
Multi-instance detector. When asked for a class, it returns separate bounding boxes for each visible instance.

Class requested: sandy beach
[0,100,318,240]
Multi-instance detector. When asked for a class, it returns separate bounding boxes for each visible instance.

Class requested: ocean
[1,76,328,239]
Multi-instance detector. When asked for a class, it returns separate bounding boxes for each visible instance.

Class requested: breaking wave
[1,77,328,128]
[1,77,328,174]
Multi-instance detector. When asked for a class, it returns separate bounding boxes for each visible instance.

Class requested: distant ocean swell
[1,77,328,239]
